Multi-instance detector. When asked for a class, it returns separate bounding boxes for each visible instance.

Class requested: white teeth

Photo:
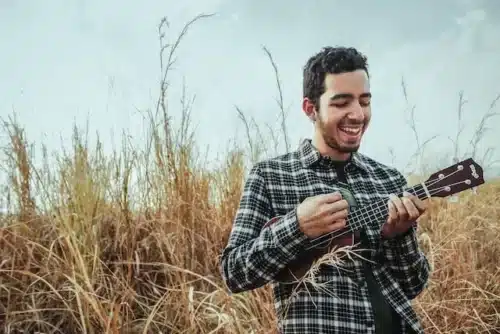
[340,127,361,134]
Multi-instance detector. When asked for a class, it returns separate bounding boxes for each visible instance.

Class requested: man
[219,46,430,333]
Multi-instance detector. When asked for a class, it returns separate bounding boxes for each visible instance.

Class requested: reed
[0,14,498,334]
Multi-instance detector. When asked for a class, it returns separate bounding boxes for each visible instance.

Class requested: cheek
[363,109,371,124]
[319,112,341,129]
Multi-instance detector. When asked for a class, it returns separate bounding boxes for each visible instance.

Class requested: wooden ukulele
[267,158,486,284]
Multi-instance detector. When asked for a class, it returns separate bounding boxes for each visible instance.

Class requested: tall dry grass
[0,14,499,334]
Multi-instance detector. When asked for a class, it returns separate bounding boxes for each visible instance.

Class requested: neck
[312,132,351,161]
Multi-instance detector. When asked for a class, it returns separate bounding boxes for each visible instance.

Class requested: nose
[347,102,364,121]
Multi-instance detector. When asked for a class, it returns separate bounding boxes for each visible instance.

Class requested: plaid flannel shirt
[220,139,430,334]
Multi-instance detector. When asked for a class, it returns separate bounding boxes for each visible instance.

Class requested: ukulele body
[270,224,357,284]
[263,157,485,284]
[269,184,361,284]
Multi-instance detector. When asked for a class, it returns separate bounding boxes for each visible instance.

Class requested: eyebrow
[330,93,372,101]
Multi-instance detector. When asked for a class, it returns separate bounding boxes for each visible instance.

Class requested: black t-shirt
[330,159,401,334]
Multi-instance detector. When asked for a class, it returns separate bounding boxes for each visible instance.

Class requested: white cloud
[455,8,486,26]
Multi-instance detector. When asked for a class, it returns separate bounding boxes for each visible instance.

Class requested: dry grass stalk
[277,242,376,323]
[0,13,498,334]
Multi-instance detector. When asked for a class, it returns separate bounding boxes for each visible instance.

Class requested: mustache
[339,121,364,126]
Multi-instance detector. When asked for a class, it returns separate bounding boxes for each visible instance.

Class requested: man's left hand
[381,191,427,239]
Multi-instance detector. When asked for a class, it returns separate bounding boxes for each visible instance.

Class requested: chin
[325,139,361,154]
[339,145,360,153]
[338,138,362,151]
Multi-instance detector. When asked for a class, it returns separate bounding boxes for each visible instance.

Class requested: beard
[317,114,362,154]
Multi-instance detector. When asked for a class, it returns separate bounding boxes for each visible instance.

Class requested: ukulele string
[309,179,469,248]
[309,179,463,248]
[334,168,464,235]
[307,187,436,249]
[307,178,471,249]
[344,168,467,235]
[309,186,429,246]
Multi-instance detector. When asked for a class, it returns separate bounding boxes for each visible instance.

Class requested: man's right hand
[296,192,349,238]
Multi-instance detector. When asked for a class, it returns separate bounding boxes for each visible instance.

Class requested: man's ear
[302,98,316,122]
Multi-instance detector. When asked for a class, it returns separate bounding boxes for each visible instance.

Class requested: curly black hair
[303,46,369,107]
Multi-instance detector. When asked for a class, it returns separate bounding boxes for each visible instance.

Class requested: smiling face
[303,69,371,160]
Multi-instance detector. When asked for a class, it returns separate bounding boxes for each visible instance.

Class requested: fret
[309,182,439,248]
[307,158,484,250]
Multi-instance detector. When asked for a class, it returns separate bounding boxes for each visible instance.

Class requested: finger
[412,194,427,213]
[402,195,420,221]
[390,194,408,222]
[320,192,343,203]
[328,208,349,223]
[318,202,348,225]
[387,199,397,224]
[317,199,345,219]
[320,199,348,219]
[327,199,349,212]
[403,191,427,213]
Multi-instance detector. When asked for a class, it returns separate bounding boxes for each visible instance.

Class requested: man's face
[304,69,372,158]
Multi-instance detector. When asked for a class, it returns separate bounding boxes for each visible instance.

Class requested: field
[1,15,499,334]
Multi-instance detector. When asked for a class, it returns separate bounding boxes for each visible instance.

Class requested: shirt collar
[297,138,369,173]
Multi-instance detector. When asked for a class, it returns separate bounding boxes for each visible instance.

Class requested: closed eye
[331,101,350,108]
[331,99,370,108]
[329,93,372,108]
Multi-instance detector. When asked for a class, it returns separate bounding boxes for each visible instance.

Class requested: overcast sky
[1,0,499,187]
